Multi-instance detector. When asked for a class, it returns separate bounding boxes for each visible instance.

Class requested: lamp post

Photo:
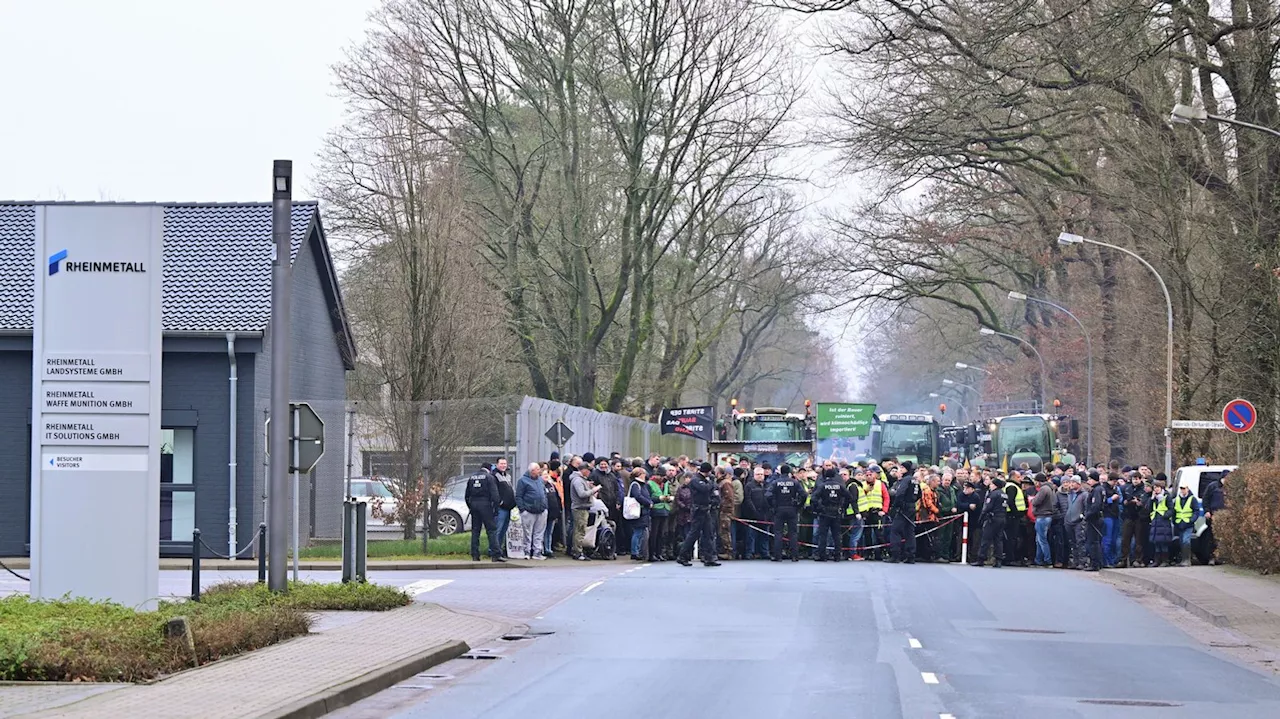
[1170,103,1280,140]
[955,361,994,375]
[1009,291,1094,466]
[941,378,980,395]
[979,327,1048,411]
[1058,231,1173,480]
[268,161,293,593]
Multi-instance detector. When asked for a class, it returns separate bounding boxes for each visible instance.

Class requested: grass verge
[300,534,472,560]
[0,581,411,682]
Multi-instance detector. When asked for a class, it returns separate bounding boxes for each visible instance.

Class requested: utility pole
[268,161,293,593]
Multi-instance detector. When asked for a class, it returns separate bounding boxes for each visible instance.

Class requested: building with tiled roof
[0,201,354,558]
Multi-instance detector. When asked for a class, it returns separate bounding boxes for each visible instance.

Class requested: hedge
[1216,463,1280,574]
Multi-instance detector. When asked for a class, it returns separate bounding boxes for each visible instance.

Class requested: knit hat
[582,452,596,464]
[699,462,714,474]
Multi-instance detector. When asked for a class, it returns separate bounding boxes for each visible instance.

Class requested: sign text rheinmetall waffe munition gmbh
[29,205,163,610]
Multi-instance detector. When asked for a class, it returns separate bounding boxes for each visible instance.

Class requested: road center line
[581,581,604,595]
[921,672,939,685]
[402,579,453,596]
[908,637,922,649]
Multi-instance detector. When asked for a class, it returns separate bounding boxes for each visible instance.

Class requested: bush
[1216,463,1280,574]
[0,580,409,682]
[300,534,472,559]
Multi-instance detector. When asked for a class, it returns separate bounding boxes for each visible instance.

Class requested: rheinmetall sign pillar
[29,205,163,609]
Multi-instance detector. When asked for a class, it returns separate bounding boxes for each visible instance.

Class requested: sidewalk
[1102,566,1280,646]
[1,557,570,571]
[0,603,508,719]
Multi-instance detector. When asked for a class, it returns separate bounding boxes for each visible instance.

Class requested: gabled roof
[0,202,355,366]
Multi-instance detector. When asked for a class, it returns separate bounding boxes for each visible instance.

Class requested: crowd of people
[462,451,1227,571]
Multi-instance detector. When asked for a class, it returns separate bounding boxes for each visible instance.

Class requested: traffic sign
[264,402,326,472]
[1223,398,1256,434]
[1172,420,1226,430]
[545,420,574,447]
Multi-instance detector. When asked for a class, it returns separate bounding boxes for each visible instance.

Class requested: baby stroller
[581,497,617,560]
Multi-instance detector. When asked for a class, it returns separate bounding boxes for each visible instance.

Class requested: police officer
[677,463,722,567]
[812,467,854,562]
[972,477,1007,567]
[465,468,504,562]
[887,468,922,563]
[767,464,806,561]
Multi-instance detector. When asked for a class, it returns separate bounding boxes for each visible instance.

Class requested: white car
[347,477,398,521]
[433,478,472,536]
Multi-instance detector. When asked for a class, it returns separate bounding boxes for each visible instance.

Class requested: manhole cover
[1080,699,1181,707]
[998,628,1066,634]
[501,634,533,641]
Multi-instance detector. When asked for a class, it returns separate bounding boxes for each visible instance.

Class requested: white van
[1170,463,1234,563]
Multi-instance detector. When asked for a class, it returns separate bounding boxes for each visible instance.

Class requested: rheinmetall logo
[48,249,67,275]
[47,249,146,276]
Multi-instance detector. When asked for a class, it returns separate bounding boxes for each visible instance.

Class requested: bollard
[191,528,202,602]
[960,513,969,565]
[342,501,354,584]
[257,523,267,584]
[355,501,368,583]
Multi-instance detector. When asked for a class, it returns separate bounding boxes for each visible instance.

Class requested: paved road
[341,561,1280,719]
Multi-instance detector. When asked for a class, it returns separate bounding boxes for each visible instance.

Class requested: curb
[256,639,470,719]
[1100,569,1231,627]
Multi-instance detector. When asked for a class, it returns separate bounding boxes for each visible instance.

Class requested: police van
[1171,461,1235,564]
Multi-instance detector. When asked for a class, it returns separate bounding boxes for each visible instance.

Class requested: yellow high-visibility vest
[1174,494,1195,523]
[1007,483,1026,512]
[1151,496,1169,521]
[859,480,883,512]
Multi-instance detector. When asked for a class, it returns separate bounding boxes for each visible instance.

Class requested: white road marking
[940,714,956,719]
[922,672,939,685]
[908,637,922,649]
[581,581,604,594]
[402,579,453,596]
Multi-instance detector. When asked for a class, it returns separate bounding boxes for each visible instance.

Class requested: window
[160,428,195,542]
[997,417,1051,458]
[362,451,408,479]
[740,420,800,442]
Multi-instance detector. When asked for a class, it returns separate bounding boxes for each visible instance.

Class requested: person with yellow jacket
[859,466,889,560]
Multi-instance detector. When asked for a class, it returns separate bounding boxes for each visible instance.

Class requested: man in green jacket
[935,473,958,562]
[647,467,676,561]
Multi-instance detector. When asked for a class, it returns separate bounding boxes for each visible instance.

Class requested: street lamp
[1058,231,1173,480]
[941,378,981,394]
[955,361,994,375]
[1008,290,1094,466]
[979,326,1048,410]
[1170,103,1280,140]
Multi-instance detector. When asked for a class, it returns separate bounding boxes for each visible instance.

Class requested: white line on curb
[908,637,922,649]
[581,581,604,594]
[921,672,939,685]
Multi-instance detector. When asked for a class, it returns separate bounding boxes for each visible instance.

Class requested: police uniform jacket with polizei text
[766,476,807,512]
[688,473,716,509]
[464,471,500,508]
[979,486,1008,524]
[813,476,854,518]
[889,478,922,517]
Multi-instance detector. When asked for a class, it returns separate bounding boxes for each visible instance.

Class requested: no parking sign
[1222,399,1256,434]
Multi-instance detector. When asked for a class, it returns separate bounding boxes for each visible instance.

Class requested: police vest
[859,481,884,512]
[1174,494,1195,523]
[1008,483,1026,512]
[1150,496,1168,521]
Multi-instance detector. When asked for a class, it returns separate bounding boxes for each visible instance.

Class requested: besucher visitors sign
[29,205,163,610]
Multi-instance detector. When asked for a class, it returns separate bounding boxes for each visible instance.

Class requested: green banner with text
[815,403,876,439]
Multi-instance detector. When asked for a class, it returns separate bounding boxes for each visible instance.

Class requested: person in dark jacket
[515,463,549,560]
[1082,473,1105,571]
[767,464,806,561]
[1102,475,1123,567]
[491,459,517,558]
[543,466,563,556]
[1201,473,1226,564]
[972,477,1007,567]
[887,469,922,563]
[742,467,772,559]
[675,474,694,541]
[1147,482,1175,566]
[464,468,504,562]
[812,468,853,562]
[626,469,654,561]
[677,464,722,567]
[1030,474,1056,567]
[1119,474,1147,568]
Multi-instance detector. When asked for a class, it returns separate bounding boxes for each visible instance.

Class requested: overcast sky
[0,0,379,202]
[1,0,866,395]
